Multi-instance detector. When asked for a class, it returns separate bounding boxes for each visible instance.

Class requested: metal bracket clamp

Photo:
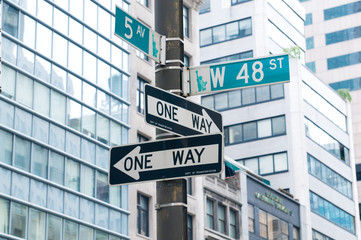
[155,202,188,210]
[166,37,184,44]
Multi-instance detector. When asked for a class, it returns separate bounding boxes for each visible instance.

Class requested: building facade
[1,0,130,239]
[199,0,360,239]
[299,0,361,228]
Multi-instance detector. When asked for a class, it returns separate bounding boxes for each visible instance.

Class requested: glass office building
[1,0,130,239]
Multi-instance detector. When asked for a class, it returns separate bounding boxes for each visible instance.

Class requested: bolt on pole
[154,0,188,240]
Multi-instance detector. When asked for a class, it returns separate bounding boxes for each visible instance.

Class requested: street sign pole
[155,0,187,239]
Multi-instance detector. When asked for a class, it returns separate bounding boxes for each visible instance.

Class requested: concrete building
[199,0,360,239]
[1,0,131,239]
[299,0,361,227]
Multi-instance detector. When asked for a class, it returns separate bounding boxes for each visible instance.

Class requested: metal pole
[155,0,187,240]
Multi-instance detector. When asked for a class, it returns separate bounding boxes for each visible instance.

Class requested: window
[96,171,109,202]
[217,204,226,234]
[312,229,333,240]
[184,55,190,67]
[137,77,147,114]
[308,154,352,198]
[201,50,253,65]
[259,209,268,238]
[187,215,193,240]
[306,37,314,49]
[327,51,361,70]
[248,204,254,233]
[0,198,10,234]
[232,0,251,5]
[200,18,252,46]
[199,0,210,14]
[29,208,46,240]
[293,226,300,240]
[329,77,361,92]
[202,83,283,111]
[137,193,149,236]
[306,62,316,73]
[65,159,80,191]
[310,191,355,233]
[187,178,193,195]
[303,82,347,132]
[305,118,350,164]
[206,199,215,230]
[229,209,237,238]
[3,3,19,38]
[239,152,288,176]
[137,133,149,142]
[305,13,312,25]
[11,202,28,238]
[224,116,286,145]
[137,0,149,8]
[326,26,361,45]
[136,50,149,61]
[183,6,189,38]
[324,2,361,20]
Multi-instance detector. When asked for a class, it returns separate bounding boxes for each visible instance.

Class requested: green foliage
[283,46,301,59]
[337,89,352,102]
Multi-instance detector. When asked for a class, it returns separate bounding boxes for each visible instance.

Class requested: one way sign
[145,84,223,136]
[109,133,223,185]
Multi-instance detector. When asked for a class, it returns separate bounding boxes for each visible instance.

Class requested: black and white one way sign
[108,133,223,185]
[145,84,223,136]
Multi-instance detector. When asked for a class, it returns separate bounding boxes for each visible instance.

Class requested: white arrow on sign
[147,95,221,134]
[113,144,219,180]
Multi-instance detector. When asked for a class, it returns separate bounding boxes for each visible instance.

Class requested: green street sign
[114,6,165,64]
[185,54,290,96]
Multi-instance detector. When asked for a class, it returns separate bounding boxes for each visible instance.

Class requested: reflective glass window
[12,172,29,201]
[97,89,110,114]
[67,99,81,131]
[243,122,257,141]
[274,153,288,172]
[98,8,111,38]
[14,107,32,136]
[227,125,242,144]
[64,220,79,240]
[215,92,228,110]
[242,87,255,105]
[244,158,258,174]
[67,74,82,100]
[80,198,95,224]
[69,17,83,43]
[64,192,79,218]
[239,18,252,37]
[34,82,50,117]
[0,168,11,195]
[111,69,123,97]
[83,82,97,108]
[17,46,34,74]
[69,0,83,20]
[84,27,97,52]
[256,85,270,102]
[0,130,13,165]
[0,198,10,233]
[3,3,19,38]
[1,65,16,99]
[32,144,48,178]
[49,151,64,185]
[81,165,95,197]
[32,116,49,143]
[47,186,63,212]
[305,13,312,25]
[10,202,28,238]
[200,28,212,46]
[35,55,51,83]
[14,137,31,171]
[49,124,65,150]
[324,2,361,20]
[272,116,286,135]
[109,209,121,233]
[81,138,96,164]
[84,0,98,30]
[52,33,68,66]
[226,22,238,40]
[16,73,33,108]
[217,204,226,234]
[111,46,123,70]
[66,131,81,157]
[50,90,66,124]
[0,100,14,128]
[270,84,284,99]
[110,121,122,146]
[97,114,110,145]
[30,179,47,207]
[68,42,83,75]
[202,95,214,109]
[53,7,68,35]
[206,199,214,229]
[80,225,94,239]
[83,51,97,83]
[306,37,314,49]
[47,214,63,240]
[2,37,18,66]
[259,155,274,175]
[228,90,241,108]
[183,6,189,38]
[257,119,272,138]
[36,23,52,59]
[37,0,52,25]
[97,171,109,202]
[213,25,225,43]
[65,158,80,191]
[110,186,121,208]
[96,204,109,229]
[96,145,109,169]
[29,208,46,239]
[96,230,109,240]
[82,106,96,138]
[98,60,111,90]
